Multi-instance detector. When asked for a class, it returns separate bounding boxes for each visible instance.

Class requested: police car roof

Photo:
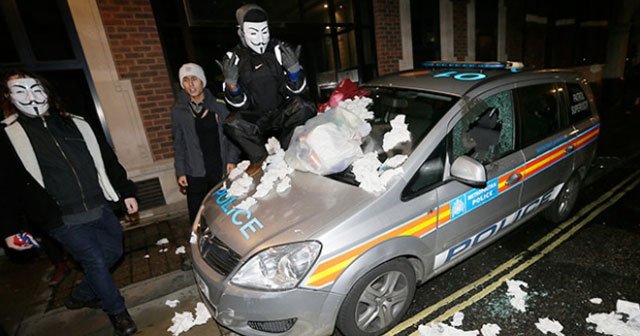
[363,67,580,97]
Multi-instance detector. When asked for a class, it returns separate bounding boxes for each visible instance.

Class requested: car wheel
[544,173,582,223]
[337,258,416,336]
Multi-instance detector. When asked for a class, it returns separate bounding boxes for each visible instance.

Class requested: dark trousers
[223,96,316,163]
[49,206,125,315]
[186,175,220,224]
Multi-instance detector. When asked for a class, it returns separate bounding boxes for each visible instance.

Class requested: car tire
[544,173,582,223]
[336,258,416,336]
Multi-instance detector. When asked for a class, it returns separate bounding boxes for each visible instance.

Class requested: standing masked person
[217,4,316,166]
[171,63,240,226]
[0,70,138,336]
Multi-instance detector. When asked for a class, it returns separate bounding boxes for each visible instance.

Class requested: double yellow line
[387,169,640,335]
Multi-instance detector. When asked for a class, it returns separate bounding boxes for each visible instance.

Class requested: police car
[190,61,599,335]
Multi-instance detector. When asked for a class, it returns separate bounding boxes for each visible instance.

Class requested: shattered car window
[451,90,515,164]
[328,88,456,185]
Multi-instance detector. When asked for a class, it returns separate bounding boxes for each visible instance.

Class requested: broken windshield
[327,87,457,185]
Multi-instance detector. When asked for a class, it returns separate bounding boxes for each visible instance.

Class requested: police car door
[515,82,573,212]
[433,87,525,270]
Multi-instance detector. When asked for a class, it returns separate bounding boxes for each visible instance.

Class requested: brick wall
[373,0,402,75]
[97,0,175,161]
[453,0,468,61]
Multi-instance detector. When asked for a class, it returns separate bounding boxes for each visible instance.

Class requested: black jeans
[49,206,125,315]
[186,175,220,225]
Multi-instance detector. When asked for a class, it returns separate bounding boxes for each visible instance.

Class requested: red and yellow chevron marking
[498,125,599,193]
[304,124,599,289]
[305,209,441,288]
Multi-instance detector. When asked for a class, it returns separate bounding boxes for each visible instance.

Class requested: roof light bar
[422,61,525,72]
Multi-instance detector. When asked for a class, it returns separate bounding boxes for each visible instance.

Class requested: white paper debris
[236,197,257,210]
[383,114,411,152]
[193,302,212,325]
[228,160,250,180]
[165,299,180,308]
[167,311,194,336]
[159,248,168,253]
[352,153,386,193]
[338,97,374,120]
[227,173,253,197]
[505,279,529,312]
[144,254,150,259]
[189,232,197,244]
[156,238,169,245]
[276,176,291,193]
[590,298,603,305]
[418,322,479,336]
[451,312,464,327]
[175,246,186,255]
[167,302,212,336]
[535,317,565,336]
[480,323,501,336]
[383,154,408,169]
[586,310,640,336]
[587,299,640,334]
[616,300,640,318]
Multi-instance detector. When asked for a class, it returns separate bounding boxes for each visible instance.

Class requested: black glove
[279,43,302,74]
[216,52,240,88]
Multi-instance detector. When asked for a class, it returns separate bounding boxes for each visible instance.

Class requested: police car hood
[201,170,375,257]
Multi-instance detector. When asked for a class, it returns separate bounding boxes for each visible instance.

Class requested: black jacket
[0,113,136,239]
[224,39,307,115]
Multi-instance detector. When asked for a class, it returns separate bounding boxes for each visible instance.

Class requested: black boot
[108,310,137,336]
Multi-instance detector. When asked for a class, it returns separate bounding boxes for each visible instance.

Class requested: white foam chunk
[227,173,253,197]
[534,317,565,336]
[480,323,501,336]
[228,160,250,180]
[506,279,528,312]
[590,298,603,304]
[156,238,169,245]
[383,114,411,152]
[175,246,186,254]
[165,299,179,308]
[451,312,464,327]
[418,322,479,336]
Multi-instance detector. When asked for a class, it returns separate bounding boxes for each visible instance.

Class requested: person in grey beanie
[171,63,240,227]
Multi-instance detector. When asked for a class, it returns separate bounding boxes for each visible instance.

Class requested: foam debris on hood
[383,114,411,152]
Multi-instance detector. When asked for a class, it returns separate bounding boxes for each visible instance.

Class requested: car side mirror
[450,155,487,188]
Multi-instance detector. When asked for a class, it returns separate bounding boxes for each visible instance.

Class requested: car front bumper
[191,245,344,336]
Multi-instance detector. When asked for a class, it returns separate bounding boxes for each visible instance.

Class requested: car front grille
[198,218,241,276]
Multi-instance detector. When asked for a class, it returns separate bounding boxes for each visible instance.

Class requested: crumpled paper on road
[167,302,211,336]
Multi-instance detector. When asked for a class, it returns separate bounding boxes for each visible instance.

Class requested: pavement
[0,206,232,336]
[0,89,638,336]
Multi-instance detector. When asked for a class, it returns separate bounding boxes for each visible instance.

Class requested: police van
[190,62,599,335]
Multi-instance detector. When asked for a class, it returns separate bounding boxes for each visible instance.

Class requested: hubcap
[558,177,579,216]
[355,270,409,333]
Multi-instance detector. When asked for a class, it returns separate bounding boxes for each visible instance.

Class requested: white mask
[8,78,49,117]
[242,21,270,54]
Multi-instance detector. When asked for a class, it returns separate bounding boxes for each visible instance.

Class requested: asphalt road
[386,156,640,336]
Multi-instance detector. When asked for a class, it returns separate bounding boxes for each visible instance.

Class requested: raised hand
[279,43,302,74]
[216,52,240,89]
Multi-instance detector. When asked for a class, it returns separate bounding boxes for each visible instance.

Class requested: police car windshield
[328,87,457,185]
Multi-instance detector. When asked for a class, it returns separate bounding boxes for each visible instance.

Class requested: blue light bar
[422,61,524,72]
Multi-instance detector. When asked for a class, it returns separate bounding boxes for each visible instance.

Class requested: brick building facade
[97,0,175,161]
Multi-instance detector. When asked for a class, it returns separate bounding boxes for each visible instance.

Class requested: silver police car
[191,62,599,335]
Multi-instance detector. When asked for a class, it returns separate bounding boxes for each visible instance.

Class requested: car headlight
[231,241,321,290]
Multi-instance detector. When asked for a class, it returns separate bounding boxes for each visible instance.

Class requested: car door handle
[565,145,575,153]
[505,173,522,186]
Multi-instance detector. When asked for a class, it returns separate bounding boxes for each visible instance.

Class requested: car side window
[566,83,592,124]
[516,83,563,146]
[451,90,516,165]
[402,139,446,200]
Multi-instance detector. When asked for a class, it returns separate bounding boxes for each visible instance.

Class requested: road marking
[388,170,640,335]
